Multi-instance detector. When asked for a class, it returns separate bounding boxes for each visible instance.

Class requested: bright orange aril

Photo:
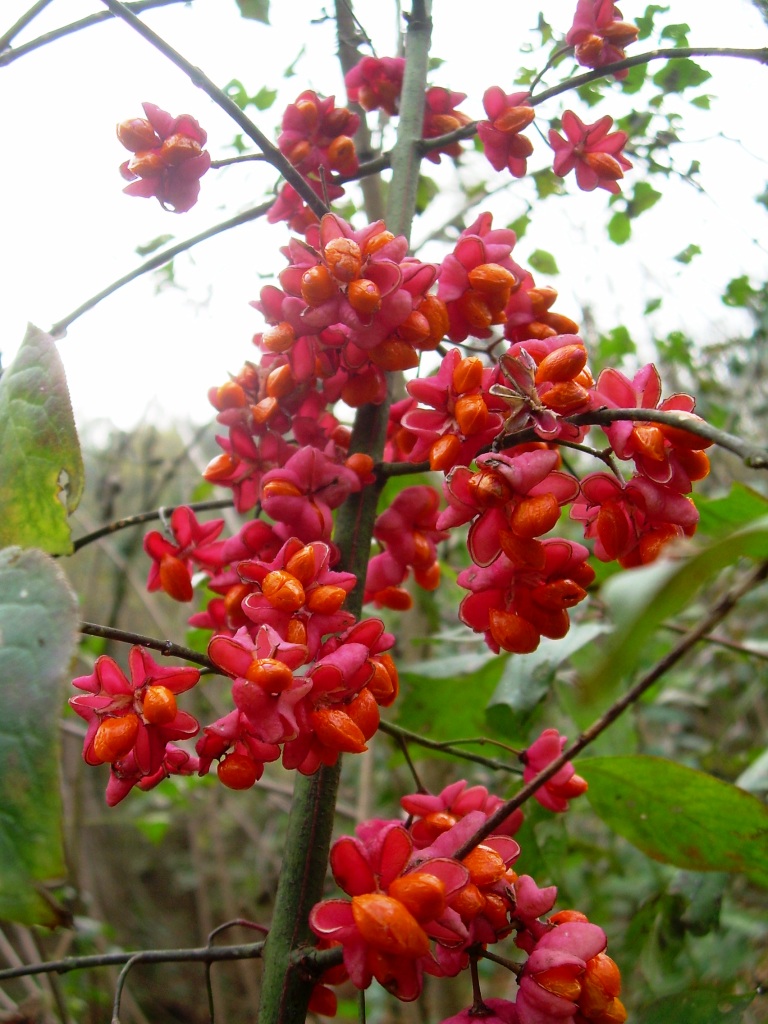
[159,553,193,602]
[498,530,547,569]
[462,844,506,887]
[347,278,381,316]
[92,714,139,764]
[467,469,513,508]
[531,578,587,611]
[368,338,420,371]
[414,561,441,591]
[362,230,395,256]
[540,380,590,415]
[454,393,489,435]
[418,294,450,347]
[262,479,303,500]
[260,322,296,354]
[323,237,362,282]
[286,618,308,646]
[160,133,202,166]
[368,656,398,707]
[251,397,278,425]
[452,356,484,394]
[374,586,413,611]
[265,364,295,399]
[345,452,375,478]
[429,434,461,472]
[510,492,560,539]
[310,707,367,753]
[245,658,294,692]
[489,608,540,654]
[116,117,160,152]
[451,881,485,920]
[535,344,588,384]
[535,965,583,1001]
[142,685,177,725]
[261,570,306,611]
[285,544,317,583]
[468,263,517,303]
[492,106,535,133]
[212,381,247,409]
[127,150,165,177]
[295,98,318,130]
[306,584,347,614]
[327,135,357,173]
[388,872,446,922]
[203,452,237,483]
[456,291,493,331]
[345,687,380,740]
[631,423,666,461]
[218,753,259,790]
[583,151,624,180]
[397,310,431,345]
[351,894,430,957]
[301,264,337,306]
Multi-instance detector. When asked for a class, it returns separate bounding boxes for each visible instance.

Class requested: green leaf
[635,990,754,1024]
[660,22,690,45]
[528,249,559,275]
[652,58,711,93]
[635,4,669,40]
[0,547,78,925]
[508,214,530,239]
[656,328,693,367]
[235,0,269,23]
[690,94,712,109]
[135,234,173,257]
[415,175,439,215]
[580,516,768,694]
[595,324,636,365]
[644,297,662,314]
[627,181,662,217]
[576,81,606,107]
[252,85,278,111]
[532,168,566,199]
[581,756,768,886]
[673,243,701,264]
[283,45,305,79]
[696,483,768,539]
[722,274,758,308]
[620,63,648,94]
[607,211,631,245]
[397,652,507,752]
[0,325,84,554]
[486,623,610,736]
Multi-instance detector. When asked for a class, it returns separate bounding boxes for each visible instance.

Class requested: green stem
[255,8,434,1022]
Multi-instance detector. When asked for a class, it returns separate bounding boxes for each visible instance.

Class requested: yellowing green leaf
[0,325,84,554]
[0,547,79,925]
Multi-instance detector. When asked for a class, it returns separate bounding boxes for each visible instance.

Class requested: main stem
[255,5,432,1023]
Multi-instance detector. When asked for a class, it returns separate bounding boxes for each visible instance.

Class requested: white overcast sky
[2,0,767,429]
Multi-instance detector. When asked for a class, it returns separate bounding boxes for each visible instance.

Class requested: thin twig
[72,498,234,552]
[51,201,272,336]
[415,46,768,158]
[450,559,768,861]
[378,721,523,775]
[0,0,191,66]
[0,0,54,52]
[97,0,328,219]
[378,404,768,480]
[0,940,265,982]
[80,621,217,671]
